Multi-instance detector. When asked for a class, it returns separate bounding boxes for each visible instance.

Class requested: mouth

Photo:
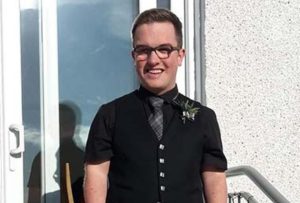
[146,68,164,75]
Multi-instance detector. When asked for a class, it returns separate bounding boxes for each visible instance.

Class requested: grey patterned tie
[148,97,164,140]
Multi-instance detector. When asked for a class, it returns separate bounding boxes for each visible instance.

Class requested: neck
[142,85,176,96]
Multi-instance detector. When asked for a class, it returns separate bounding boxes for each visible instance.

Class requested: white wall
[204,0,300,202]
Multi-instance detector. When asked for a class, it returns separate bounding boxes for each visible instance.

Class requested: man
[84,8,227,203]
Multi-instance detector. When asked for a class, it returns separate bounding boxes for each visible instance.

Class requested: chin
[144,82,163,89]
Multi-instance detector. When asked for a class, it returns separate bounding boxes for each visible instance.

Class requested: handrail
[228,192,259,203]
[226,165,290,203]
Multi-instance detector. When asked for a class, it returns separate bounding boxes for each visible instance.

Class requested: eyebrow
[134,43,174,48]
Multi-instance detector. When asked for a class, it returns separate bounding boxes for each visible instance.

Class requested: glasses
[133,45,180,61]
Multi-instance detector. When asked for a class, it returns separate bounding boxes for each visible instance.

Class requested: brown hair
[131,8,183,48]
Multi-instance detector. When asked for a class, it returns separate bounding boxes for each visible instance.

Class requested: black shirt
[84,85,227,171]
[84,86,227,202]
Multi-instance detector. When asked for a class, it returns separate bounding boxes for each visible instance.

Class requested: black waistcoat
[107,92,206,203]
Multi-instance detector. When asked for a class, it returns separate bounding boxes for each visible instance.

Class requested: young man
[84,8,227,203]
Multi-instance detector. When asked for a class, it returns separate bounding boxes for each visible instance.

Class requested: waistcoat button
[159,144,165,150]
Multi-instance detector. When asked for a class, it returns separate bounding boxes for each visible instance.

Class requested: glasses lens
[155,46,173,59]
[134,47,149,60]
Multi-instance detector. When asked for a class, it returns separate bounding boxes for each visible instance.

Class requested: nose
[147,50,160,65]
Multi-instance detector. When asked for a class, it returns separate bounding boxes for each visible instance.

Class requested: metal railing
[226,165,290,203]
[228,191,259,203]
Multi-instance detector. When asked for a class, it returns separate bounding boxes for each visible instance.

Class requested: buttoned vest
[107,91,207,203]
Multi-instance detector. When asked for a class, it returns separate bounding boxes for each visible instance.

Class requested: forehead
[133,22,177,46]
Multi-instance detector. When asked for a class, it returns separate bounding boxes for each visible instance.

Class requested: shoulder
[98,90,139,113]
[91,90,138,127]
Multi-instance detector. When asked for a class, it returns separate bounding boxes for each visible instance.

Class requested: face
[132,22,185,95]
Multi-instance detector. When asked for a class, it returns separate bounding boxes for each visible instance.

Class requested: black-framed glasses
[133,44,180,61]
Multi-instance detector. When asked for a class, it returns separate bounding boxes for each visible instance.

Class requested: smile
[146,68,164,74]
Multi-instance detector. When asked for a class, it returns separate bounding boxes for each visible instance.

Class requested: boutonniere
[173,99,200,124]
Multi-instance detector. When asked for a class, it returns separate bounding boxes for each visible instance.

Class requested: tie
[148,97,164,140]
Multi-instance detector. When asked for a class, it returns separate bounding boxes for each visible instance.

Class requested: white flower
[173,99,200,124]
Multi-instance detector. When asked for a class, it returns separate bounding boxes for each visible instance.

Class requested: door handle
[9,124,25,155]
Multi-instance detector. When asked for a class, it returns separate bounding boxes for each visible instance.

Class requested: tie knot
[149,97,164,109]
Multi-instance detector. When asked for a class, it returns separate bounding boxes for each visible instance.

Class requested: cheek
[164,60,179,72]
[135,62,145,74]
[164,63,179,79]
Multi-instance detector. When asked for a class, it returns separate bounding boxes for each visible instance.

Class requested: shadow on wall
[27,102,84,203]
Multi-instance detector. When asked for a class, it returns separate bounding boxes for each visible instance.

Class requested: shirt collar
[138,85,179,104]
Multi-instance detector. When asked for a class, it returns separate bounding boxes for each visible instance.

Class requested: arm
[84,161,110,203]
[202,170,227,203]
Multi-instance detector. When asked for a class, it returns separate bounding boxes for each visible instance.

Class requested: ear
[131,51,137,66]
[131,50,135,59]
[177,48,185,66]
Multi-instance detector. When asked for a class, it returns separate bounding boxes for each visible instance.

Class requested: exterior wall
[204,0,300,202]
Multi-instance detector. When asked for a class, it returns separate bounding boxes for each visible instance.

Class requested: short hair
[131,8,183,48]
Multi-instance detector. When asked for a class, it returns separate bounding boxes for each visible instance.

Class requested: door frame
[0,0,24,202]
[39,0,60,202]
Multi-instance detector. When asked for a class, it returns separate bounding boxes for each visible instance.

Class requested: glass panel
[57,0,138,201]
[157,0,170,9]
[20,1,42,203]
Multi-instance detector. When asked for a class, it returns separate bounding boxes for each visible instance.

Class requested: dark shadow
[27,152,41,203]
[59,102,84,203]
[27,102,84,203]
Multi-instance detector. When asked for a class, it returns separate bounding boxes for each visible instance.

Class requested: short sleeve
[201,109,227,171]
[84,103,115,163]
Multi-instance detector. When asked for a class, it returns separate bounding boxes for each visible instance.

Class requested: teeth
[148,69,163,74]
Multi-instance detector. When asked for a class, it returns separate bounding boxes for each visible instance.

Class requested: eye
[156,46,172,54]
[134,46,151,54]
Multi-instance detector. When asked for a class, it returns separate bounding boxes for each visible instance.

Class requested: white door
[0,0,24,203]
[1,0,197,202]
